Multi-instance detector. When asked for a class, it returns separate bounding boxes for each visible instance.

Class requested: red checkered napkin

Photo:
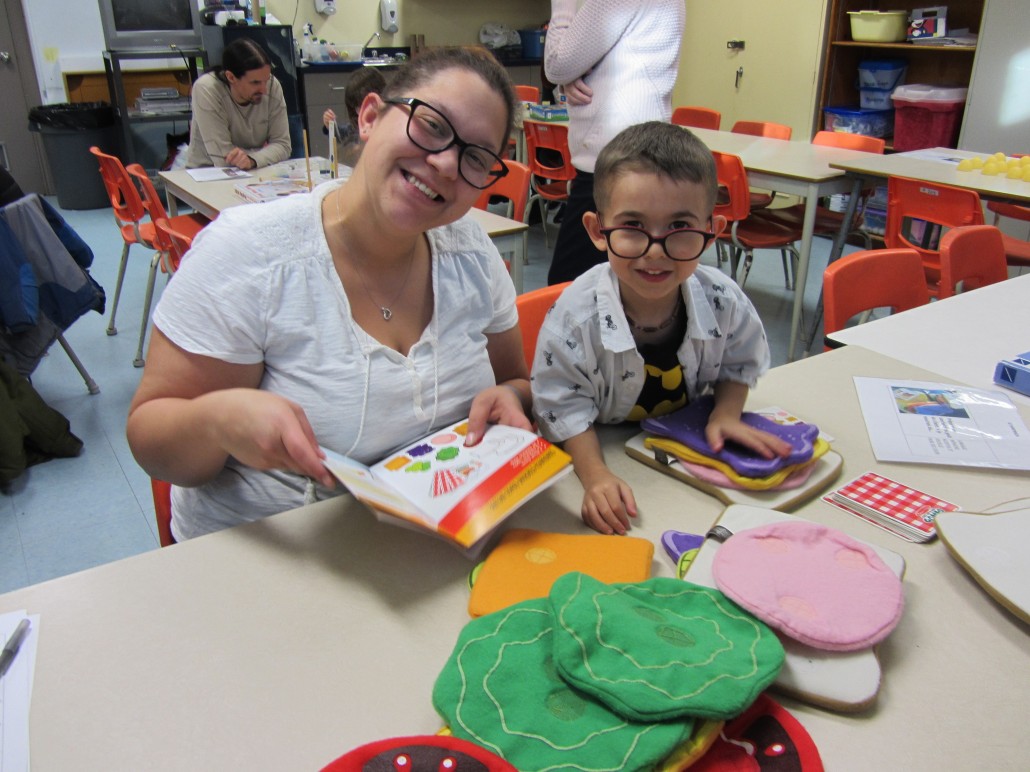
[823,472,958,542]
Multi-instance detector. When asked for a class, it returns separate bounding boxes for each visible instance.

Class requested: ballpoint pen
[0,618,31,679]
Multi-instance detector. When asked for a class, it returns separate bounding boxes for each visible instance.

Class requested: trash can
[28,102,118,210]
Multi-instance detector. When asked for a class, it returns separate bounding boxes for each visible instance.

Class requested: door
[674,0,829,138]
[0,0,48,192]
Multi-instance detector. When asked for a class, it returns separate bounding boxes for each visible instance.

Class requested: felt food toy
[433,598,694,772]
[320,734,516,771]
[642,396,819,478]
[712,521,904,652]
[549,574,785,722]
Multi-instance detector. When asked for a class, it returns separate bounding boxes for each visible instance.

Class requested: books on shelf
[322,420,572,555]
[234,178,312,203]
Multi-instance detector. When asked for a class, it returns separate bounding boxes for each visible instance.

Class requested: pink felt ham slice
[711,521,904,651]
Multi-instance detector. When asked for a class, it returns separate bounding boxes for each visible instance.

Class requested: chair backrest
[515,84,541,103]
[987,200,1030,223]
[516,282,572,368]
[731,120,792,140]
[474,160,531,223]
[885,176,984,281]
[710,151,752,224]
[671,106,722,131]
[524,121,576,182]
[822,248,929,342]
[125,163,176,270]
[151,479,176,547]
[937,224,1009,300]
[154,218,196,273]
[812,130,885,154]
[89,145,147,231]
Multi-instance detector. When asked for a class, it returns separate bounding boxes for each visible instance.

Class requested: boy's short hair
[593,121,718,214]
[344,67,388,126]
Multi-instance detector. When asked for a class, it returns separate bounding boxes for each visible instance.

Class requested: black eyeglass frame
[383,97,509,190]
[596,222,717,263]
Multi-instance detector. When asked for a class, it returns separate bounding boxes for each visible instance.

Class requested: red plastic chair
[524,121,577,248]
[474,160,532,288]
[937,225,1009,300]
[711,151,804,290]
[151,479,176,547]
[885,176,984,297]
[671,106,722,131]
[516,282,572,369]
[822,248,929,350]
[729,120,793,210]
[756,130,886,248]
[986,199,1030,270]
[125,164,208,367]
[154,218,197,273]
[515,84,541,103]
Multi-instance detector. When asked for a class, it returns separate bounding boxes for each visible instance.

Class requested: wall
[267,0,548,51]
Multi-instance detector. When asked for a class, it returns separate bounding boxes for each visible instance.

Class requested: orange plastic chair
[711,151,804,290]
[937,225,1009,300]
[822,248,929,350]
[729,120,793,210]
[524,121,577,248]
[516,282,572,369]
[125,164,208,367]
[671,106,722,131]
[515,84,541,103]
[90,146,157,339]
[885,176,984,297]
[154,218,196,273]
[474,160,532,289]
[151,479,176,547]
[756,130,885,247]
[986,200,1030,269]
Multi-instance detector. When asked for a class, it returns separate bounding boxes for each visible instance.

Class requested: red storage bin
[891,85,967,151]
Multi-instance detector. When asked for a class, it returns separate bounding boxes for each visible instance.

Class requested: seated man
[185,38,291,170]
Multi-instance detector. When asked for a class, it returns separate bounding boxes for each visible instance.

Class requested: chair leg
[106,241,131,336]
[134,252,161,368]
[780,250,794,290]
[539,198,552,249]
[55,333,100,395]
[739,251,754,288]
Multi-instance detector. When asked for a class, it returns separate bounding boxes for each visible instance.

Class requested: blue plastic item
[858,59,908,90]
[823,106,894,138]
[993,351,1030,397]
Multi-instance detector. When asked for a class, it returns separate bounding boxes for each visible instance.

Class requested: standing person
[321,66,388,167]
[531,122,790,536]
[128,47,531,541]
[543,0,685,285]
[184,38,292,170]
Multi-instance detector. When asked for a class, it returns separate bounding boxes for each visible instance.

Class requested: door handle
[0,51,11,63]
[735,67,743,89]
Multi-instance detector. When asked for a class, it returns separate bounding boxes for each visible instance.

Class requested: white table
[2,346,1027,771]
[827,272,1030,407]
[829,147,1030,204]
[159,169,531,293]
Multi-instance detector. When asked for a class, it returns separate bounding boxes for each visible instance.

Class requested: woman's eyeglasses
[384,97,509,190]
[597,223,716,262]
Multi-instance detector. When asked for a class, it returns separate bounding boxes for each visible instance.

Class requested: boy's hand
[580,468,638,536]
[705,415,792,459]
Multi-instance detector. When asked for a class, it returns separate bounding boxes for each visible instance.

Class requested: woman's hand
[464,383,533,447]
[563,77,593,106]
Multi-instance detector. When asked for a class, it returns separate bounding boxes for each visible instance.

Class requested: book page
[854,377,1030,470]
[186,167,252,182]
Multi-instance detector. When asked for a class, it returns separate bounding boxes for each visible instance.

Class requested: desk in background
[159,169,531,293]
[1,346,1027,771]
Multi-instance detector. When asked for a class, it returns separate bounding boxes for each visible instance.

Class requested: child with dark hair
[322,66,388,167]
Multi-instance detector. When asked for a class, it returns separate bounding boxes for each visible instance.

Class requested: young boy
[531,121,791,536]
[322,66,388,167]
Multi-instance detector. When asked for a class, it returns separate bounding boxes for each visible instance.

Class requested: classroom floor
[0,198,843,593]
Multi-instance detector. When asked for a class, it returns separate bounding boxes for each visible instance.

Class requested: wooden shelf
[832,41,976,53]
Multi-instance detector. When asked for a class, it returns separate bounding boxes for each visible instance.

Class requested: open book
[322,420,572,554]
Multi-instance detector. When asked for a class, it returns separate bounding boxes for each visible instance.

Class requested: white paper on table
[854,376,1030,470]
[185,166,252,182]
[0,610,40,772]
[895,147,975,165]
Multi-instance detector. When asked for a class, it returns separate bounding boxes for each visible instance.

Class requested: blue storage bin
[823,106,894,138]
[519,29,545,59]
[858,59,908,90]
[860,87,894,110]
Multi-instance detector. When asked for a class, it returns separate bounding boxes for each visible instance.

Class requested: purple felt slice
[641,395,819,477]
[661,530,705,562]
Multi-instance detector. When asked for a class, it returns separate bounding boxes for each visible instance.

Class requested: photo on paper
[891,387,970,419]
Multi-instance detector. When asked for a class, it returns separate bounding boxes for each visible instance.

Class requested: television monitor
[98,0,204,53]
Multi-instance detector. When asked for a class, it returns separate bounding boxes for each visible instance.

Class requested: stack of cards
[823,471,958,542]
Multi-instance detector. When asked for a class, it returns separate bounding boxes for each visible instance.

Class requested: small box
[891,84,967,151]
[908,6,947,41]
[993,352,1030,398]
[847,10,908,43]
[823,106,894,138]
[528,103,568,122]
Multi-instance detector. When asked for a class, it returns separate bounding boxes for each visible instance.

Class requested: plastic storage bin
[862,205,887,237]
[859,59,907,110]
[519,29,545,59]
[891,85,968,151]
[823,106,894,138]
[847,11,908,42]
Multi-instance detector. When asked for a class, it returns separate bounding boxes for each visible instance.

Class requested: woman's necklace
[335,190,416,321]
[626,294,684,333]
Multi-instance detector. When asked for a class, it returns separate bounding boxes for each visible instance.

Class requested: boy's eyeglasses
[384,97,509,190]
[597,223,716,262]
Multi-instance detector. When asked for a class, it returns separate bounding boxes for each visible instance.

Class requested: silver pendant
[381,307,392,321]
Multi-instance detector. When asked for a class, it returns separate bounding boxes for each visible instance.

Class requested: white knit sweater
[544,0,685,173]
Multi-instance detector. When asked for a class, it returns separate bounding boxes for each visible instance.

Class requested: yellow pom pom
[981,162,1001,176]
[970,156,985,169]
[957,159,974,171]
[992,152,1007,162]
[1020,156,1030,167]
[1006,166,1023,179]
[1022,167,1030,182]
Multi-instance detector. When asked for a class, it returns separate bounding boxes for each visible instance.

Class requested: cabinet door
[302,70,355,145]
[674,0,828,137]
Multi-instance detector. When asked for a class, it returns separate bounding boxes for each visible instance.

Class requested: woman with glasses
[128,47,533,541]
[530,122,790,537]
